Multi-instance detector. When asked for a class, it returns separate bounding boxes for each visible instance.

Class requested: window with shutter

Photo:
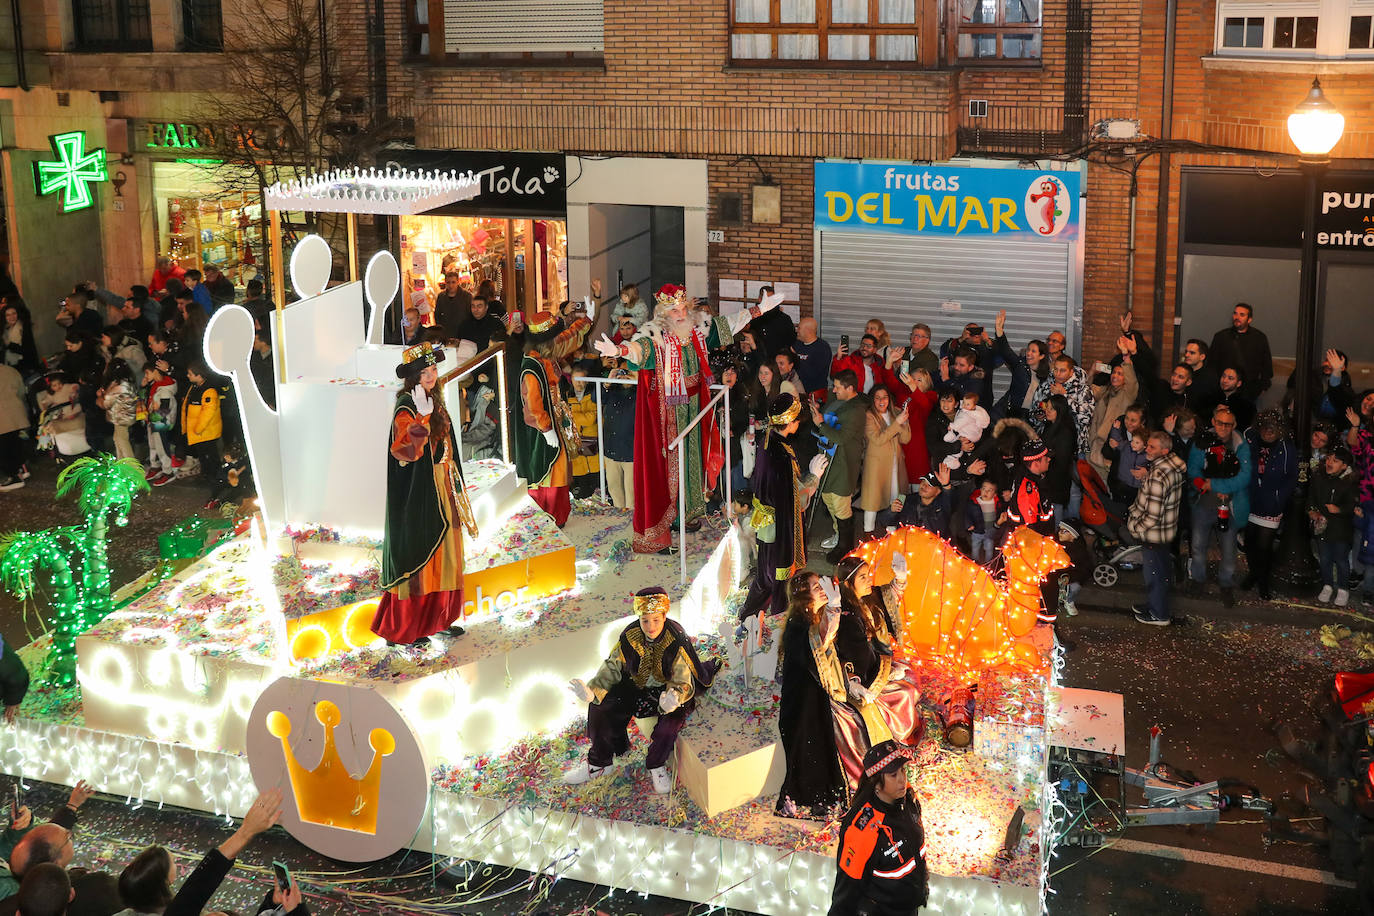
[442,0,604,54]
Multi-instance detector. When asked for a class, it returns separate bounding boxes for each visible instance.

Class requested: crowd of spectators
[497,287,1369,629]
[0,268,275,505]
[0,783,305,916]
[5,261,1367,630]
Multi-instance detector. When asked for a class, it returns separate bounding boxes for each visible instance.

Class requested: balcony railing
[416,103,951,161]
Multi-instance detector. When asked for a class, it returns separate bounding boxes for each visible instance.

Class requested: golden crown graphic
[266,700,395,835]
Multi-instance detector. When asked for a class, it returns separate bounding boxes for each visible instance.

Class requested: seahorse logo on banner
[1024,175,1071,238]
[247,677,428,861]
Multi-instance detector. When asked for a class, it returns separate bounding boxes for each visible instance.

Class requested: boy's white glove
[658,690,681,714]
[542,429,559,447]
[568,679,594,704]
[891,552,908,578]
[809,454,830,478]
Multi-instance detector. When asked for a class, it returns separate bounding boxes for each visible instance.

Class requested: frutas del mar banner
[814,162,1081,242]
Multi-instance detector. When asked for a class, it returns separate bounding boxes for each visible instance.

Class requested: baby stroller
[1074,459,1142,588]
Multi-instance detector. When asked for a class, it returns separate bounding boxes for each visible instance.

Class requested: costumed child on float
[563,587,719,794]
[738,391,831,622]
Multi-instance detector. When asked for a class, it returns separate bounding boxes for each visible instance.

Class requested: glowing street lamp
[1275,78,1345,591]
[1286,78,1345,160]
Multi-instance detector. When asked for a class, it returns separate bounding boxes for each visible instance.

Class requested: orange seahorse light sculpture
[851,525,1069,681]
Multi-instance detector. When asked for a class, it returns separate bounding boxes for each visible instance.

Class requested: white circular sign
[246,677,428,861]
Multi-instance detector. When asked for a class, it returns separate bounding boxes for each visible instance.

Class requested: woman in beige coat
[858,384,911,538]
[1087,337,1140,479]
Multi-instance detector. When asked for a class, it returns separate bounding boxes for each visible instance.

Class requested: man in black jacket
[1180,339,1220,407]
[455,295,505,352]
[431,271,472,333]
[1209,303,1273,403]
[744,286,796,361]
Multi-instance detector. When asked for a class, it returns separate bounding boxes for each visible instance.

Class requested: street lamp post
[1274,79,1345,591]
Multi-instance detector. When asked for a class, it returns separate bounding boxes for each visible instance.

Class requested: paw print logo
[543,166,560,185]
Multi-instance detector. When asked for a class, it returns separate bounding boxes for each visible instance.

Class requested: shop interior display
[162,193,263,288]
[400,214,567,318]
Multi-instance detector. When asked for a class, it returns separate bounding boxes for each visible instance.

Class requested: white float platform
[11,511,1049,914]
[0,711,1039,914]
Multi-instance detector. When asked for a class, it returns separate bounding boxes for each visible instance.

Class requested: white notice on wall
[719,300,745,315]
[719,278,745,299]
[746,281,771,301]
[775,282,800,302]
[781,305,801,323]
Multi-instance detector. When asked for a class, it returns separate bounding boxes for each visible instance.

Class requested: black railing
[71,0,152,51]
[182,0,223,50]
[956,105,1139,156]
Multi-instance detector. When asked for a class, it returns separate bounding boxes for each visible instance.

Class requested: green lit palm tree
[0,455,149,685]
[0,529,83,684]
[55,454,150,629]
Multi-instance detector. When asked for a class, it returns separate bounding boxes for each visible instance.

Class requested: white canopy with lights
[263,166,481,214]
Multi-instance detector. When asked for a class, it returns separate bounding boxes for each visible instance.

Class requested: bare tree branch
[194,0,406,279]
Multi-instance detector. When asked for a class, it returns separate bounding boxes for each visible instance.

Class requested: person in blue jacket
[1242,409,1298,601]
[1186,404,1252,607]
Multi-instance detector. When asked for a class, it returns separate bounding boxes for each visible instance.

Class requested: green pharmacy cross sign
[32,131,108,213]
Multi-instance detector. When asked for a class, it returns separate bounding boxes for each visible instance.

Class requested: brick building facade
[3,0,1371,372]
[378,0,1372,380]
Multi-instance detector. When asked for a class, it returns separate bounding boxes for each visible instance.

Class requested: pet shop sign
[814,162,1080,242]
[379,150,566,217]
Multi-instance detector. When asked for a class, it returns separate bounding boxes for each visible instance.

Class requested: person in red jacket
[1006,439,1071,647]
[148,257,185,296]
[885,367,940,486]
[831,333,901,395]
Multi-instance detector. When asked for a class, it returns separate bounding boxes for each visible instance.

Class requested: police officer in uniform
[830,740,928,916]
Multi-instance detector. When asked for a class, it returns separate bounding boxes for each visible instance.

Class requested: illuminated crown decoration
[266,700,395,834]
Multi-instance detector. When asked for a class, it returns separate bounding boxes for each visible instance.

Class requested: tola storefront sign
[1317,177,1374,248]
[814,162,1082,242]
[379,150,567,217]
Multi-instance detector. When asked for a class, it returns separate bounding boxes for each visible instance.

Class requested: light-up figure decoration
[0,454,150,684]
[853,525,1069,681]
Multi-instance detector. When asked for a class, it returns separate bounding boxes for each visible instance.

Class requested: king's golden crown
[267,700,395,835]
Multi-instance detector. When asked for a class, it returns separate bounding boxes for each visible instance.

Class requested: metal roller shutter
[443,0,604,53]
[818,232,1076,394]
